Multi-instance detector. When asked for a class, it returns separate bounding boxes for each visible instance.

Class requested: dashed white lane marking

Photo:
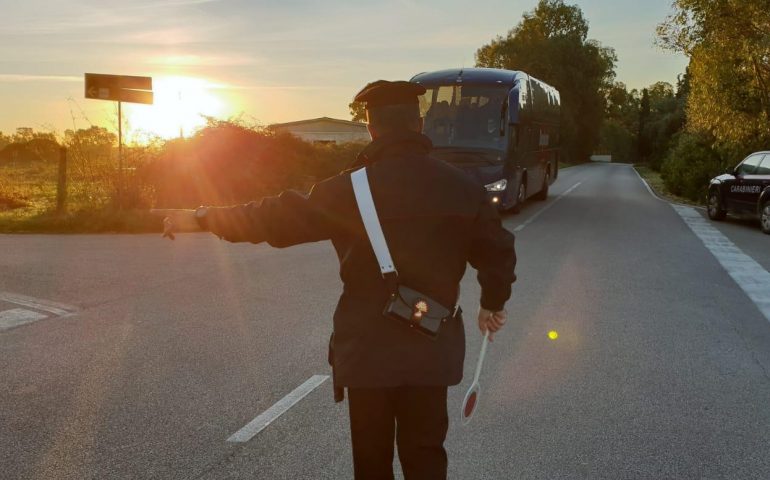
[0,308,48,332]
[227,375,329,443]
[513,182,582,233]
[0,291,78,317]
[673,206,770,322]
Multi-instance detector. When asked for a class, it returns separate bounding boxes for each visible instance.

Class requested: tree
[475,0,617,162]
[64,126,116,166]
[64,126,116,149]
[637,81,688,169]
[148,119,361,208]
[658,0,770,151]
[599,82,640,162]
[605,82,640,131]
[0,128,59,164]
[0,132,11,151]
[638,89,651,160]
[349,101,366,122]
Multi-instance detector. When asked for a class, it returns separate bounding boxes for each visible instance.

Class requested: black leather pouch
[383,285,453,338]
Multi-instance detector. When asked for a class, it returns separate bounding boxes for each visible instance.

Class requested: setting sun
[125,76,225,141]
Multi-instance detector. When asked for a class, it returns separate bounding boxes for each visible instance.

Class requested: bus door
[507,79,529,193]
[526,79,547,193]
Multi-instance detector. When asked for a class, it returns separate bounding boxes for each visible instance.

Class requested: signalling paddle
[460,330,490,425]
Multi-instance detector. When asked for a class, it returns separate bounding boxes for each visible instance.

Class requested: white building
[270,117,370,144]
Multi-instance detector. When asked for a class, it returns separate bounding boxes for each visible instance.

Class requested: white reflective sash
[351,167,397,276]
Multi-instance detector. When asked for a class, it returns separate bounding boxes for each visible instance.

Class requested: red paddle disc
[463,391,478,418]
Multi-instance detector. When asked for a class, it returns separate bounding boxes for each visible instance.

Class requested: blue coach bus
[411,68,561,212]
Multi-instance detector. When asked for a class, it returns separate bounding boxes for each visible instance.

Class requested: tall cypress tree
[638,88,651,161]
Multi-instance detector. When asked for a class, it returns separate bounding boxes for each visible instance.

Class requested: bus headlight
[485,179,507,192]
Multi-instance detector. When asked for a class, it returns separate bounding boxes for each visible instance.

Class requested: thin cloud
[0,74,82,83]
[1,13,140,35]
[1,0,224,36]
[223,84,335,91]
[132,0,224,8]
[147,54,257,67]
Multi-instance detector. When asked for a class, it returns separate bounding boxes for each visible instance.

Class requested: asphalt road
[1,163,769,479]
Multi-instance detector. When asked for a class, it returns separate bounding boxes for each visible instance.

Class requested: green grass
[0,209,160,234]
[0,161,159,233]
[634,165,702,207]
[0,162,56,215]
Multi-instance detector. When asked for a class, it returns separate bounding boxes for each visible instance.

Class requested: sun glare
[126,76,225,141]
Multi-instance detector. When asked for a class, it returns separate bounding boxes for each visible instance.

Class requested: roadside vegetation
[0,120,362,233]
[2,0,767,232]
[634,165,700,207]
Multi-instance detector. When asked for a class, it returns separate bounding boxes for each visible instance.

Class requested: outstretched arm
[204,186,334,246]
[153,179,338,246]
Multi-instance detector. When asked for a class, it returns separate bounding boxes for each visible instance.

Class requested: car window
[736,154,763,175]
[755,155,770,175]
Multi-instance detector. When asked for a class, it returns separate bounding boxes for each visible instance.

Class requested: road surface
[1,163,769,479]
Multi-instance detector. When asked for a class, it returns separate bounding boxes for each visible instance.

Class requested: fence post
[57,147,67,215]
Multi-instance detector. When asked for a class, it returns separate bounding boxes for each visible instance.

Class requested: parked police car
[707,151,770,234]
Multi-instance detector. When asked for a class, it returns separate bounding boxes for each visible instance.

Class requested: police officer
[155,80,516,480]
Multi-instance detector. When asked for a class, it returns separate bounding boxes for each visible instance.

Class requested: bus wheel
[511,180,526,214]
[535,169,550,201]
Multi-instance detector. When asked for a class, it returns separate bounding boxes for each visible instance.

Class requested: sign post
[84,73,153,209]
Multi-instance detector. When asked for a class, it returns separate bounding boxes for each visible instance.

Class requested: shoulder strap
[351,167,397,277]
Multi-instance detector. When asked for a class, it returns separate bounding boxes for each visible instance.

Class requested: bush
[146,123,365,208]
[1,120,367,232]
[660,133,727,202]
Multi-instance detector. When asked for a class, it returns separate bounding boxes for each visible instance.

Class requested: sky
[0,0,688,140]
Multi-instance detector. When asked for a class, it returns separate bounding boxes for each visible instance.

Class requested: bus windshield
[420,84,508,151]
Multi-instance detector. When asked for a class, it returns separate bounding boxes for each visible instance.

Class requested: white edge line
[631,166,664,202]
[227,374,329,443]
[672,205,770,322]
[0,291,78,317]
[513,182,582,233]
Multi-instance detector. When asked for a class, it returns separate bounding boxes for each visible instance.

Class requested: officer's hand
[477,307,506,342]
[150,209,201,240]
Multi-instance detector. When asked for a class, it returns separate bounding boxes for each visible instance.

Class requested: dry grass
[0,162,57,216]
[0,160,157,233]
[634,165,702,207]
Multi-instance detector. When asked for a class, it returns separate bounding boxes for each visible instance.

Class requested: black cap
[353,80,426,109]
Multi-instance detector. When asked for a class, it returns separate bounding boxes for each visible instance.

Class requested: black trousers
[347,386,448,480]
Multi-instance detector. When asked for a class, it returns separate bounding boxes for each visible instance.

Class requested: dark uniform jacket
[204,131,517,390]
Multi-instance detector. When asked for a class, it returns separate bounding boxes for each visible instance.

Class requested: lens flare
[548,330,559,340]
